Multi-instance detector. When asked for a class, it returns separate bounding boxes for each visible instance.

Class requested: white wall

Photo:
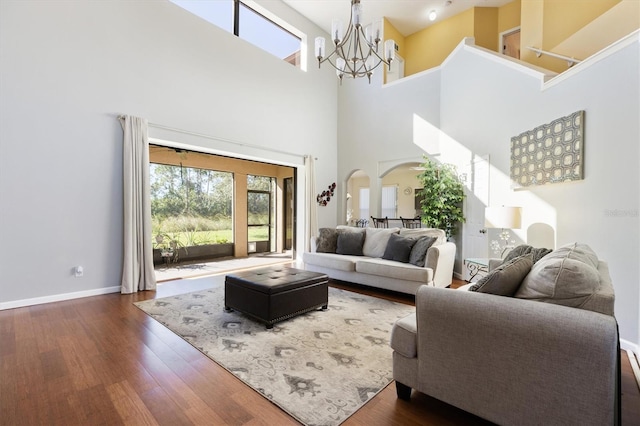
[336,68,441,225]
[0,0,338,306]
[337,38,640,346]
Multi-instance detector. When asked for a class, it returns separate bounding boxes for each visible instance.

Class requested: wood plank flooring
[1,276,639,426]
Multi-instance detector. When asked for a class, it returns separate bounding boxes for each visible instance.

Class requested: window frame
[170,0,306,70]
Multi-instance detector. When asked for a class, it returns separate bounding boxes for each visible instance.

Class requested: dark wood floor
[1,277,639,426]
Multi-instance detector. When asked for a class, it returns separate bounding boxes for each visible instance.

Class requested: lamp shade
[484,206,522,229]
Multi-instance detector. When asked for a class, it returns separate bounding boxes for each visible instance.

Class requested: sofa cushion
[408,236,437,267]
[336,231,365,256]
[469,254,533,296]
[363,227,400,258]
[382,233,417,263]
[303,251,359,272]
[390,313,417,358]
[399,228,446,245]
[355,258,432,283]
[316,228,338,253]
[514,243,602,311]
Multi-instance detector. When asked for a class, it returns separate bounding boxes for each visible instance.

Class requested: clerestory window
[171,0,303,68]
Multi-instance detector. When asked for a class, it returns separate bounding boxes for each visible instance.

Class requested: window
[170,0,233,32]
[247,175,276,253]
[149,163,234,246]
[359,188,369,220]
[170,0,302,68]
[238,2,301,66]
[381,185,398,218]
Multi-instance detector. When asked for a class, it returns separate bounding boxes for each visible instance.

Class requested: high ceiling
[282,0,513,37]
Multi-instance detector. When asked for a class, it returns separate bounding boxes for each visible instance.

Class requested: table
[224,266,328,329]
[464,258,489,282]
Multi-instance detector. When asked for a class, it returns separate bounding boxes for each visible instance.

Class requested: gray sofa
[390,243,619,425]
[303,226,456,294]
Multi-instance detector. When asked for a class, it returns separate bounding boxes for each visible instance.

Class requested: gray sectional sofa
[303,226,456,294]
[391,242,619,425]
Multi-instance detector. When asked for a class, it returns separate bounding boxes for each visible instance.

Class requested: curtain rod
[117,115,306,160]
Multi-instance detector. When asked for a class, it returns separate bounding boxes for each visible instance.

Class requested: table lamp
[484,206,522,257]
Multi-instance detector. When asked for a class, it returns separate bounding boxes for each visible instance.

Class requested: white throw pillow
[362,227,400,258]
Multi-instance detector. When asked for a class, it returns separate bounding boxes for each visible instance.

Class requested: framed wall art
[510,110,584,189]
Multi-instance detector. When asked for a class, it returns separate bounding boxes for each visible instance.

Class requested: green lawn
[154,228,269,248]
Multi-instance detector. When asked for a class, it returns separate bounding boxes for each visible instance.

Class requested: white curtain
[305,155,318,251]
[119,115,156,294]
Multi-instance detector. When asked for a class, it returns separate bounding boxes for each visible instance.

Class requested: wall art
[317,182,336,206]
[510,110,584,188]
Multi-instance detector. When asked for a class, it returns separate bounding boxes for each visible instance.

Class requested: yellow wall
[520,0,544,66]
[498,0,521,33]
[392,0,626,77]
[474,8,499,51]
[521,0,621,72]
[405,8,474,76]
[404,7,504,76]
[346,168,423,222]
[383,18,405,82]
[544,0,620,49]
[381,168,424,218]
[384,18,405,58]
[347,175,371,221]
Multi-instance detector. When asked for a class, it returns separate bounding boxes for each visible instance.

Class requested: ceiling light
[314,0,395,84]
[429,10,437,21]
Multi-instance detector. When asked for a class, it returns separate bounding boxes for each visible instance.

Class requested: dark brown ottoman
[224,266,328,329]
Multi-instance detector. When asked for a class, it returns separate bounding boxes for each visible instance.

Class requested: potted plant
[417,156,465,239]
[153,233,185,265]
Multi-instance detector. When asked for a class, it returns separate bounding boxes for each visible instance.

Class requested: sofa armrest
[425,242,455,288]
[414,286,618,426]
[488,257,502,271]
[309,236,317,253]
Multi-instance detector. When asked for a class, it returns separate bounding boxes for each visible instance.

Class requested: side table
[464,258,489,282]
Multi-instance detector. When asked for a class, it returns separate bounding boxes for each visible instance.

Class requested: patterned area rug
[135,285,414,426]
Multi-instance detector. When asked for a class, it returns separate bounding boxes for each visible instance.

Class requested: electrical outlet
[74,266,83,277]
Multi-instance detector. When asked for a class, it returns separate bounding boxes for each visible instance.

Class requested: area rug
[134,285,414,426]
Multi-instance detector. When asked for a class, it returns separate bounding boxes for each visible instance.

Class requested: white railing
[526,46,582,67]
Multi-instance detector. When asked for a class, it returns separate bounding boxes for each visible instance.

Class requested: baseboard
[620,338,639,354]
[0,286,121,310]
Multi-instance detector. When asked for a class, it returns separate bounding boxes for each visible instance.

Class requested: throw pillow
[362,227,400,258]
[408,236,437,267]
[336,225,366,234]
[316,228,338,253]
[336,231,365,256]
[469,254,533,296]
[399,228,446,245]
[382,233,417,263]
[502,244,553,265]
[514,243,602,311]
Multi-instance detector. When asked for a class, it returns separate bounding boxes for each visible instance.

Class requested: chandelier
[314,0,396,83]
